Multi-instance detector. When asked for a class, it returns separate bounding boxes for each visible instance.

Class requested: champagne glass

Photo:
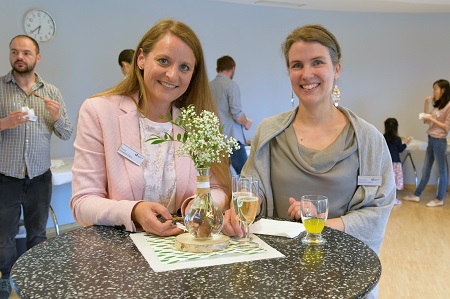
[11,100,20,113]
[236,178,259,245]
[300,195,328,245]
[231,175,246,241]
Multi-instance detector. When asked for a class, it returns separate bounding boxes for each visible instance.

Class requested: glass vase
[184,167,224,239]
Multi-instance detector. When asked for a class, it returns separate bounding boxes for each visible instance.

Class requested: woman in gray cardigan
[222,24,394,299]
[222,24,395,256]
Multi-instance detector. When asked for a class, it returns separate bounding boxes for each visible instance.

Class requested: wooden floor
[8,186,449,298]
[378,185,450,298]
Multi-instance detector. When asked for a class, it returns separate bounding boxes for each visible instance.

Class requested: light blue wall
[1,0,449,227]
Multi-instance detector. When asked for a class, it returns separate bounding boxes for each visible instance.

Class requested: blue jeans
[0,169,52,277]
[230,141,248,175]
[414,136,447,201]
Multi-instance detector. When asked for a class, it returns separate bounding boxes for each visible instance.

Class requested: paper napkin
[51,159,65,168]
[251,218,305,238]
[419,113,431,120]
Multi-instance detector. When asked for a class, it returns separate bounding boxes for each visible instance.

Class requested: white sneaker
[394,198,402,205]
[426,200,444,207]
[403,195,420,202]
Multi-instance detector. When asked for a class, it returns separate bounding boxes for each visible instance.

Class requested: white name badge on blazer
[118,144,144,166]
[358,176,382,186]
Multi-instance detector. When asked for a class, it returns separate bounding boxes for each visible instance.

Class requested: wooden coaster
[174,233,230,253]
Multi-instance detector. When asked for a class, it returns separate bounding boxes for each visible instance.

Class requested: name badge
[117,144,144,166]
[358,176,382,186]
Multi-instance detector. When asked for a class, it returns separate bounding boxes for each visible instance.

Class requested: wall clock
[24,9,56,43]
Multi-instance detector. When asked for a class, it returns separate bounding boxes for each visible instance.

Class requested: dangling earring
[332,84,341,107]
[291,91,294,108]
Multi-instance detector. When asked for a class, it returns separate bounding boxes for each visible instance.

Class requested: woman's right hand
[221,206,244,237]
[131,202,182,236]
[425,95,434,104]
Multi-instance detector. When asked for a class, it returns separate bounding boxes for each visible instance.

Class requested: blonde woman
[71,19,231,237]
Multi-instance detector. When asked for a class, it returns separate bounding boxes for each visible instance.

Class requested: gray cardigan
[242,106,395,255]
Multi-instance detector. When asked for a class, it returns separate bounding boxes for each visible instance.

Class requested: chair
[49,205,60,236]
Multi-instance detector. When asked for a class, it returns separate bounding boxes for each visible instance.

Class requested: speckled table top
[11,224,380,299]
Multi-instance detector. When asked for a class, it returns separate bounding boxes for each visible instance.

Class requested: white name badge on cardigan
[357,176,382,186]
[118,144,144,166]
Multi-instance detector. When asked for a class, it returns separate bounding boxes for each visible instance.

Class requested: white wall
[1,0,449,226]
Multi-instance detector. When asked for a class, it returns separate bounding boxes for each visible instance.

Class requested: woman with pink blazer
[71,19,231,237]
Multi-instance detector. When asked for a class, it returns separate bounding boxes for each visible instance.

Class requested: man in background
[210,55,252,175]
[118,49,135,77]
[0,35,73,299]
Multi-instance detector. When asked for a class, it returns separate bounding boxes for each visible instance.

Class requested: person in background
[0,35,73,299]
[71,19,231,237]
[210,55,252,175]
[118,49,135,77]
[404,79,450,207]
[384,118,412,205]
[222,24,395,299]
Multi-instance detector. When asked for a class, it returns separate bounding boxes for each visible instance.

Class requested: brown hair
[10,35,40,54]
[433,79,450,110]
[118,49,134,66]
[216,55,236,72]
[281,24,341,68]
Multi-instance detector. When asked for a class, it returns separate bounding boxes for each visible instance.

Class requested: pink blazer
[71,95,227,231]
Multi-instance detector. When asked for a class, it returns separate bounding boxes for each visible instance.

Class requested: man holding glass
[0,35,72,299]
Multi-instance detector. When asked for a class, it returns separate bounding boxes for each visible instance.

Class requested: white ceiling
[211,0,450,13]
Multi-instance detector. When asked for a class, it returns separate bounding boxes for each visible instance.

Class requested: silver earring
[332,84,341,107]
[291,91,294,108]
[139,65,143,70]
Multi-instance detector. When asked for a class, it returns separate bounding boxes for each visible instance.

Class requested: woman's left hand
[287,197,302,221]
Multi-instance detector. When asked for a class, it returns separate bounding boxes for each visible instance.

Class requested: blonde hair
[92,19,231,200]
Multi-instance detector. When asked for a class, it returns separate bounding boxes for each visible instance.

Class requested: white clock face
[24,9,56,43]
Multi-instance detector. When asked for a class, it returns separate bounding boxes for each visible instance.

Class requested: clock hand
[30,25,41,34]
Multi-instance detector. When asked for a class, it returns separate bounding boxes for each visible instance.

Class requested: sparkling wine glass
[236,178,259,245]
[231,175,246,241]
[300,195,328,245]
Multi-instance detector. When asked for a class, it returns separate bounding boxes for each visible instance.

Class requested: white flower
[146,104,240,169]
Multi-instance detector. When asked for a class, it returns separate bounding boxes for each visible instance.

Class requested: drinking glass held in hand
[236,178,259,244]
[300,195,328,245]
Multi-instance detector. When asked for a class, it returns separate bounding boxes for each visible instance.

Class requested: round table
[11,225,381,298]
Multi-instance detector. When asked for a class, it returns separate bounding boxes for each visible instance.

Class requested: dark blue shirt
[385,136,407,163]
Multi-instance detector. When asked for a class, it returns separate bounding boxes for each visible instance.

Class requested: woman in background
[404,79,450,207]
[384,118,411,205]
[71,19,231,236]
